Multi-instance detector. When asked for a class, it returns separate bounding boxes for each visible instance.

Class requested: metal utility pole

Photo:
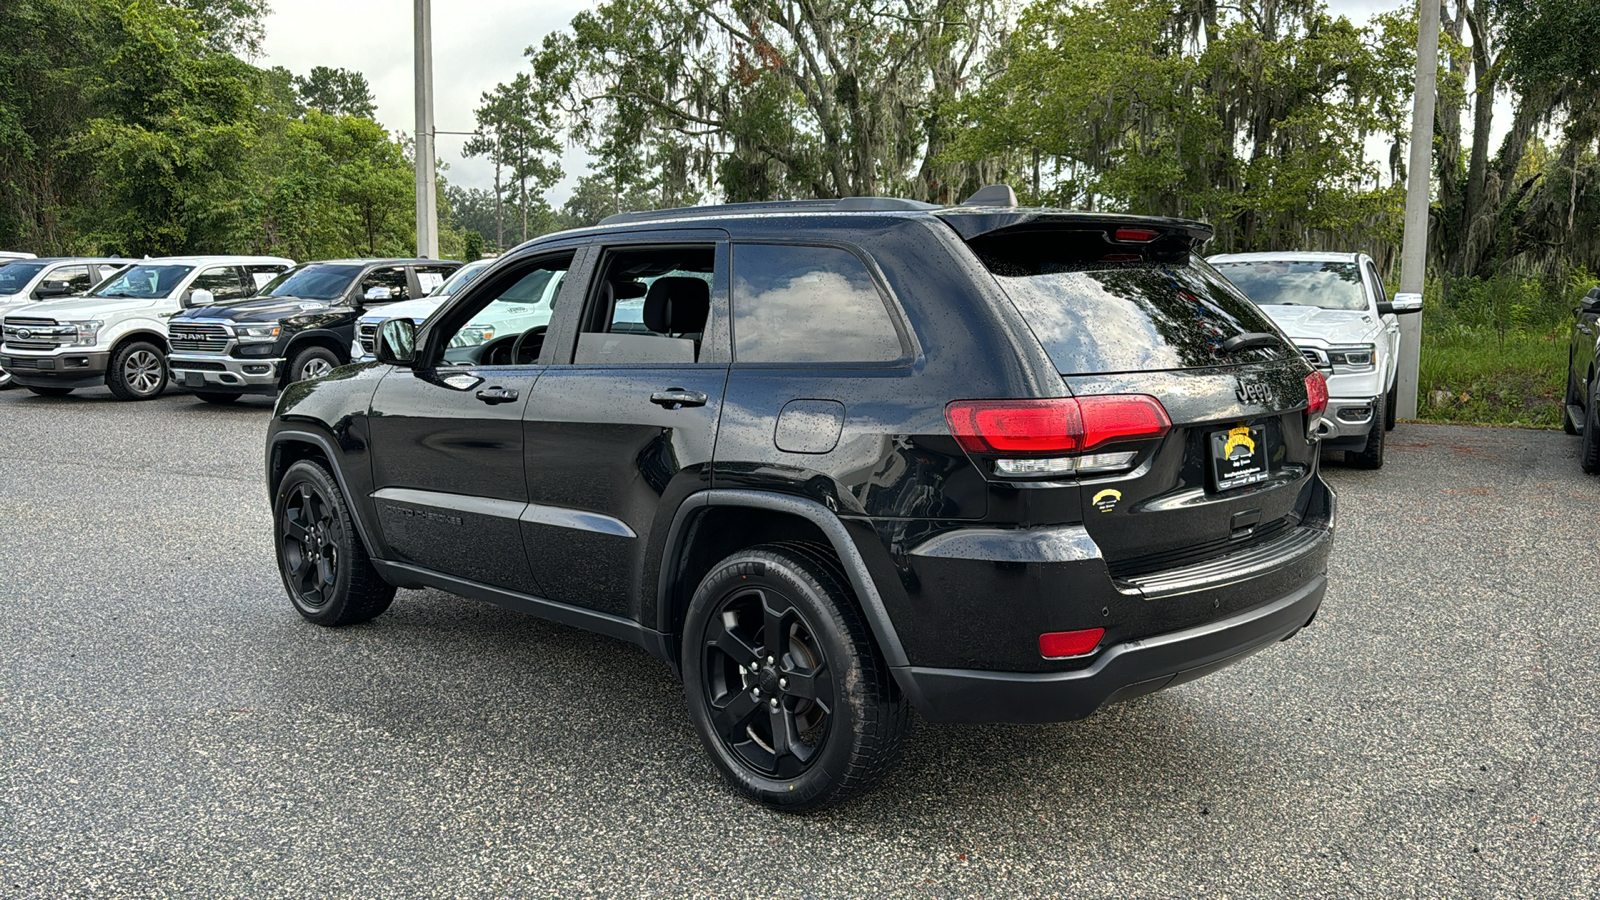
[413,0,438,259]
[1396,0,1440,420]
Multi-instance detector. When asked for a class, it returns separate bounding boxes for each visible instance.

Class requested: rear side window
[972,231,1286,375]
[731,244,904,364]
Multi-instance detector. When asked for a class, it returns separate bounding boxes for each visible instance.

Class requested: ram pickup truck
[0,256,292,399]
[168,258,458,403]
[1210,251,1421,469]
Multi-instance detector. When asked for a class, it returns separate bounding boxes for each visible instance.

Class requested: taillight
[945,395,1171,477]
[1114,226,1160,242]
[1304,371,1328,418]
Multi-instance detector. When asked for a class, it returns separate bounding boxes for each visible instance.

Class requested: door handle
[476,386,519,405]
[650,388,708,409]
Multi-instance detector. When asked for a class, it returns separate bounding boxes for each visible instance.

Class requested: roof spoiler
[935,209,1213,251]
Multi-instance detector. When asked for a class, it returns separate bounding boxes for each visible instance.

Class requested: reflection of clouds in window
[1215,263,1366,311]
[733,258,900,363]
[1001,273,1177,374]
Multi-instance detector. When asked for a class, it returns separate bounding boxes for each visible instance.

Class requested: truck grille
[168,323,231,353]
[2,317,72,348]
[358,322,377,353]
[3,356,44,369]
[1300,347,1327,367]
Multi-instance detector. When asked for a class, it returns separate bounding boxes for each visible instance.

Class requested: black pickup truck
[167,258,458,403]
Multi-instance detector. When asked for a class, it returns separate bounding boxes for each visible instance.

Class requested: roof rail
[598,195,938,226]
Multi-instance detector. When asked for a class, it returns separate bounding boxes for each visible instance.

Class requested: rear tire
[1581,379,1600,475]
[195,391,241,405]
[26,386,73,397]
[1350,402,1386,469]
[287,346,340,385]
[273,460,395,625]
[106,340,168,400]
[682,544,909,812]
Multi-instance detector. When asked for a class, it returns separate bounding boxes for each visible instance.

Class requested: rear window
[971,231,1287,375]
[731,243,904,364]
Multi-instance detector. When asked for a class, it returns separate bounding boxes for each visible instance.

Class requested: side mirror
[364,286,394,302]
[1378,292,1423,316]
[374,317,416,366]
[34,281,72,299]
[1581,295,1600,314]
[187,288,215,308]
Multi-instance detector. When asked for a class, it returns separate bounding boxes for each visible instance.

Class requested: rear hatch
[946,214,1324,585]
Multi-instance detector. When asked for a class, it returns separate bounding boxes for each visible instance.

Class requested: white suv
[0,255,292,400]
[1209,251,1421,469]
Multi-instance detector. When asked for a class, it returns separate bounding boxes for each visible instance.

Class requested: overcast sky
[259,0,1414,208]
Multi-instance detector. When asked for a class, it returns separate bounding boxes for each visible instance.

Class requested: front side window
[40,265,92,295]
[1211,260,1369,312]
[260,264,364,301]
[434,259,492,297]
[573,245,715,365]
[436,254,574,367]
[414,265,456,296]
[246,263,290,290]
[360,266,411,304]
[89,265,195,300]
[192,266,249,302]
[731,244,903,364]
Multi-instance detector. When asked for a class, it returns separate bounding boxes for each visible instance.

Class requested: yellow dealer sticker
[1092,489,1122,513]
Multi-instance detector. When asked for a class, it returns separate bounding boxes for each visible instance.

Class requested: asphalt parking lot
[1,385,1596,898]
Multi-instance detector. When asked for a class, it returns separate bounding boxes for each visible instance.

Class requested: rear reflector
[1304,371,1329,418]
[1040,628,1106,659]
[1114,227,1161,242]
[945,396,1171,458]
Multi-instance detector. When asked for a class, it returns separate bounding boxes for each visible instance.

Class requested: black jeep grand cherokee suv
[265,188,1336,810]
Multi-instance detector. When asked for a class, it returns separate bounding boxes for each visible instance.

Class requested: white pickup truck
[0,255,291,400]
[1209,251,1422,469]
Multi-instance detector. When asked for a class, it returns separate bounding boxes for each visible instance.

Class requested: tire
[682,544,909,812]
[1384,380,1398,431]
[287,346,340,385]
[273,459,395,625]
[0,368,13,390]
[1564,360,1582,436]
[26,386,73,397]
[106,339,168,400]
[1581,378,1600,475]
[1350,401,1386,469]
[195,391,241,405]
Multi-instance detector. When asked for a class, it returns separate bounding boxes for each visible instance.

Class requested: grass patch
[1409,270,1595,429]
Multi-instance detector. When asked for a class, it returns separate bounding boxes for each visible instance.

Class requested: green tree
[293,66,378,119]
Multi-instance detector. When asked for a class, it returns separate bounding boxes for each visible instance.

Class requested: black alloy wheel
[273,460,395,625]
[106,340,168,400]
[1582,379,1600,475]
[683,544,908,811]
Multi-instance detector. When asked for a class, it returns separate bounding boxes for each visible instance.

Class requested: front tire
[682,544,909,812]
[0,368,13,390]
[1385,380,1398,431]
[273,460,395,625]
[1581,379,1600,475]
[1350,401,1386,469]
[26,386,74,397]
[1564,360,1583,436]
[287,346,340,385]
[195,391,241,405]
[106,340,168,400]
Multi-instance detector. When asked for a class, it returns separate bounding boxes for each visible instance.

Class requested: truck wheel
[1385,381,1398,431]
[273,460,395,625]
[1351,402,1386,469]
[26,386,73,397]
[1581,379,1600,475]
[1564,361,1582,436]
[682,544,909,812]
[288,346,340,384]
[195,392,241,405]
[0,368,13,390]
[106,340,168,400]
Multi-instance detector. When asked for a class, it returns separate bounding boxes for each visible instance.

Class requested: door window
[40,265,92,295]
[413,264,456,296]
[432,253,575,367]
[730,243,903,364]
[573,245,715,365]
[246,263,289,291]
[192,266,250,302]
[360,266,411,304]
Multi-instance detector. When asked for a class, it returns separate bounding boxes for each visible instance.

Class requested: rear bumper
[168,352,282,394]
[895,574,1324,724]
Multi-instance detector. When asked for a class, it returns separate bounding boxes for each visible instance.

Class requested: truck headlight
[66,320,102,346]
[1327,344,1375,371]
[235,324,281,343]
[447,325,495,348]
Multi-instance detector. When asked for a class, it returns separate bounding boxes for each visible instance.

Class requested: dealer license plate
[183,371,205,389]
[1209,424,1269,492]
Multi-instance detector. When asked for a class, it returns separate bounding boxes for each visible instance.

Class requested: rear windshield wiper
[1221,332,1281,353]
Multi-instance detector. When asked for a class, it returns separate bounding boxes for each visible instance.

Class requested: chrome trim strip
[519,503,637,538]
[372,486,526,521]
